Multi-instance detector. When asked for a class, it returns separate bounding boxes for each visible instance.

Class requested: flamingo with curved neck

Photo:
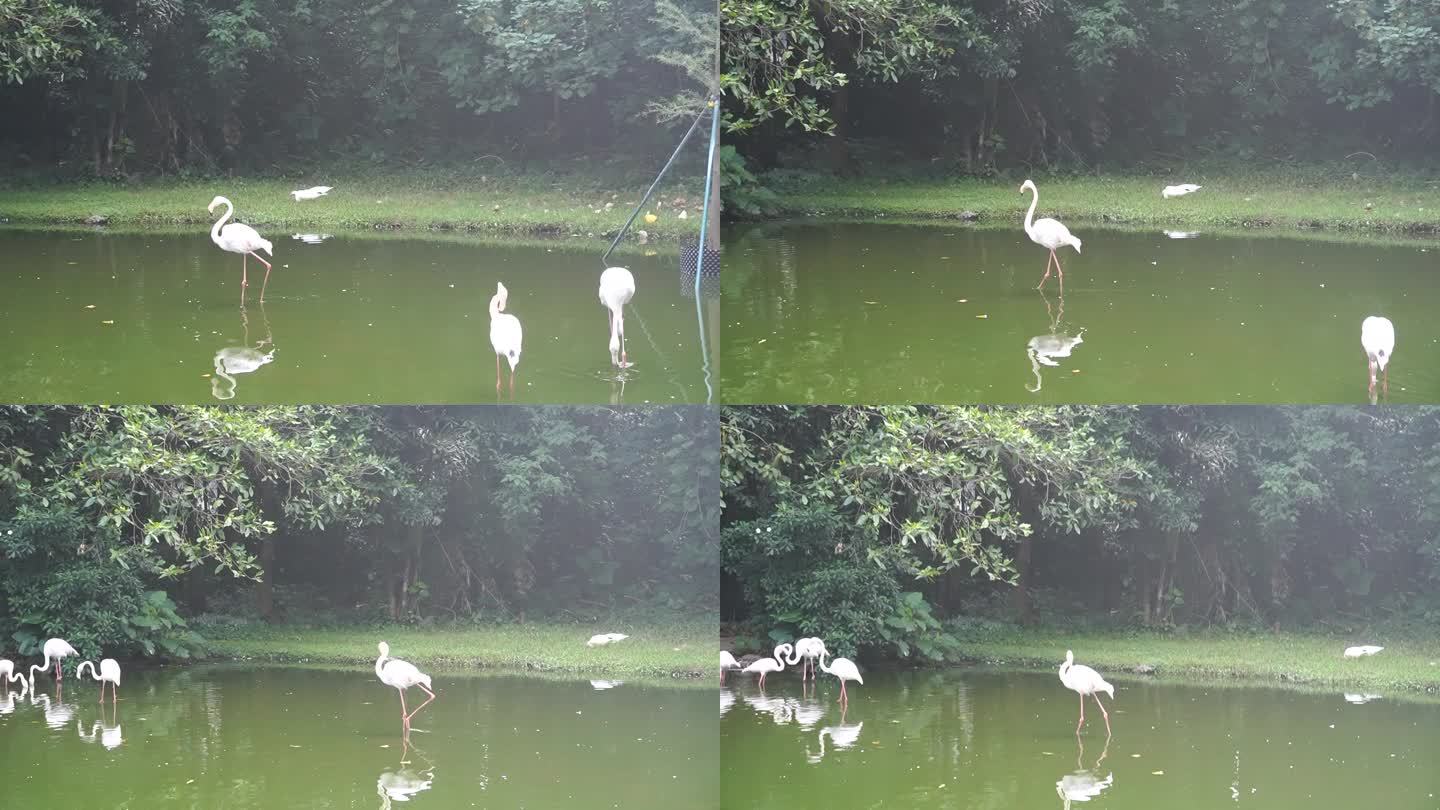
[1019,180,1082,291]
[208,195,275,303]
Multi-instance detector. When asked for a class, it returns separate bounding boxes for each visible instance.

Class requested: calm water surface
[723,222,1440,403]
[720,669,1439,809]
[0,666,716,808]
[0,229,718,403]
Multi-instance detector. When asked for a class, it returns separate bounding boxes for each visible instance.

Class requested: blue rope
[601,102,712,268]
[693,95,721,404]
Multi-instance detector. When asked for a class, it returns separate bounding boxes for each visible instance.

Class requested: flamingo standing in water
[720,651,740,684]
[1361,316,1394,402]
[208,195,275,303]
[488,282,523,394]
[817,650,862,704]
[375,642,436,735]
[786,638,827,681]
[75,658,121,703]
[741,643,793,690]
[0,658,29,692]
[29,637,79,686]
[1059,650,1114,734]
[1019,180,1082,291]
[599,267,636,368]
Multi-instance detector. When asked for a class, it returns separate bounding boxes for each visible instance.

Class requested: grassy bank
[205,620,715,680]
[950,626,1440,694]
[0,173,703,240]
[762,170,1440,234]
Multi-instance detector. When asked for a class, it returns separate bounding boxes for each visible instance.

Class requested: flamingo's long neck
[817,652,832,676]
[1023,186,1039,238]
[76,661,99,682]
[376,650,389,680]
[29,651,52,684]
[211,200,233,245]
[489,292,504,318]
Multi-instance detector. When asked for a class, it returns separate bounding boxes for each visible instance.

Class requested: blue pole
[693,95,721,404]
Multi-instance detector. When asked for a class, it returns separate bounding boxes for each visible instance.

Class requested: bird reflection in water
[212,304,275,400]
[1026,290,1085,393]
[1056,732,1112,809]
[806,704,862,763]
[76,701,123,749]
[30,690,77,730]
[720,687,735,717]
[589,679,625,690]
[1344,692,1384,704]
[377,738,435,808]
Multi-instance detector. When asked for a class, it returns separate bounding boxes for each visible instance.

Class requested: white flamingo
[1344,645,1384,658]
[489,282,523,394]
[1361,317,1394,402]
[29,637,79,685]
[1162,184,1202,198]
[0,658,28,692]
[208,195,275,302]
[586,633,629,647]
[375,642,436,735]
[1059,650,1114,734]
[817,650,862,704]
[75,658,121,703]
[741,643,793,690]
[290,185,333,200]
[720,651,740,684]
[786,638,827,681]
[1019,180,1082,290]
[599,266,636,368]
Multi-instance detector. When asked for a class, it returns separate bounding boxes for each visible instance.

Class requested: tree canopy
[0,405,717,660]
[722,406,1440,660]
[0,0,717,176]
[722,0,1440,170]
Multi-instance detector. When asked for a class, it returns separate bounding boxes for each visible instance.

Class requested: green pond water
[0,666,717,808]
[722,222,1440,404]
[720,669,1439,809]
[0,228,718,404]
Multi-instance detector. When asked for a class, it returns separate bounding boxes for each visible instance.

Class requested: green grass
[950,626,1440,695]
[0,173,704,241]
[204,620,716,681]
[762,169,1440,234]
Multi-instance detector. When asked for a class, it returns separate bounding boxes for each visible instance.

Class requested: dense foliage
[0,0,716,176]
[723,1,1440,171]
[0,405,718,660]
[722,406,1440,661]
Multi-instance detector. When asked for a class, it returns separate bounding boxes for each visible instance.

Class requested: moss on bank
[761,171,1440,235]
[204,620,715,681]
[0,173,703,241]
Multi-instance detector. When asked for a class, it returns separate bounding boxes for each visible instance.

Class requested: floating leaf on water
[85,304,96,309]
[101,320,115,325]
[1151,770,1165,776]
[1131,753,1142,758]
[976,314,988,319]
[957,298,968,303]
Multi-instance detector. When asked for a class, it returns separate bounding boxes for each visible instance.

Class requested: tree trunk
[256,536,276,622]
[1012,534,1034,624]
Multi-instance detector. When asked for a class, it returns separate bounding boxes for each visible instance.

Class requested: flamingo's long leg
[1093,693,1111,734]
[496,354,503,391]
[1037,250,1056,289]
[405,684,436,723]
[252,253,273,303]
[1077,692,1085,733]
[242,254,249,288]
[1053,251,1066,290]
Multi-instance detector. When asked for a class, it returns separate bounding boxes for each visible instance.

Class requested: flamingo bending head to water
[29,637,78,686]
[599,267,636,368]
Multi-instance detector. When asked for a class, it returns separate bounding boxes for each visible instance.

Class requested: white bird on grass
[29,637,79,685]
[720,650,740,684]
[586,633,629,647]
[290,186,333,200]
[599,266,636,368]
[75,658,121,703]
[489,282,523,395]
[209,195,275,303]
[817,651,862,705]
[375,642,436,735]
[1020,179,1082,291]
[1361,316,1394,403]
[1059,650,1114,734]
[1162,184,1202,198]
[742,643,793,690]
[1344,645,1384,658]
